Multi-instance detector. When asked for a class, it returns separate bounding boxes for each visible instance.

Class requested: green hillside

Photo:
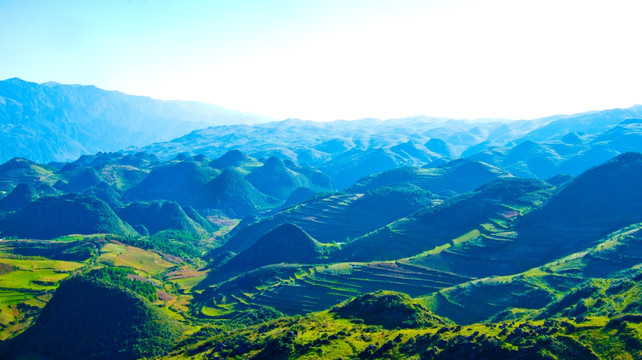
[219,183,435,257]
[246,157,314,199]
[210,149,262,172]
[1,111,642,360]
[0,193,138,239]
[338,178,553,262]
[0,157,57,193]
[165,297,641,360]
[347,158,512,195]
[204,168,280,216]
[422,224,642,324]
[116,200,206,236]
[125,159,220,206]
[331,290,449,329]
[1,276,184,360]
[206,224,328,284]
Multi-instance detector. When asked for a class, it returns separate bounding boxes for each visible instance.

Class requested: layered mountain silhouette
[1,86,642,360]
[0,77,269,163]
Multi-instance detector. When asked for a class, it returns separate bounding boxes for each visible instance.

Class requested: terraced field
[199,180,554,318]
[421,223,642,324]
[200,262,473,316]
[220,187,434,255]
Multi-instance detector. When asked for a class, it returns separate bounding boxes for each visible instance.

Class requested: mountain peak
[263,156,286,168]
[210,149,253,169]
[425,138,458,158]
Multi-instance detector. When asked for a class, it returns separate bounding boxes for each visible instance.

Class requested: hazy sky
[1,0,641,121]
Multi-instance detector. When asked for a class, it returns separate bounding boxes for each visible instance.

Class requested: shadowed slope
[116,200,205,235]
[0,183,39,212]
[206,224,327,284]
[217,183,435,256]
[338,178,553,262]
[246,157,313,199]
[0,193,137,239]
[204,168,279,217]
[0,276,184,360]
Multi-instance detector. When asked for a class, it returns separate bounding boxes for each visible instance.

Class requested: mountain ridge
[0,77,271,163]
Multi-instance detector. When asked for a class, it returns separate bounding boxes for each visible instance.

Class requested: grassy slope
[421,224,642,324]
[195,154,642,324]
[205,224,329,284]
[0,157,58,193]
[193,179,552,318]
[219,183,435,256]
[0,252,84,340]
[337,178,553,262]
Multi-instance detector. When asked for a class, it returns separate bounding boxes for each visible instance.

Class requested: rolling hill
[194,153,642,320]
[207,224,328,283]
[246,157,316,199]
[0,193,137,239]
[347,158,512,195]
[214,183,436,259]
[0,276,184,360]
[2,93,642,360]
[0,157,57,193]
[338,177,554,262]
[116,200,208,236]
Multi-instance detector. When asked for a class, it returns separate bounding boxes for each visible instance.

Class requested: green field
[0,255,84,340]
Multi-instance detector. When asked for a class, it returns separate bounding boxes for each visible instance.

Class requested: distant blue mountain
[0,78,270,163]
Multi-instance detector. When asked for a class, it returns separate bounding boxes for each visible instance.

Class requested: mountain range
[0,79,640,359]
[0,77,270,163]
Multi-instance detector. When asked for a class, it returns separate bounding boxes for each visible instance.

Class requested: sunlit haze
[1,0,641,121]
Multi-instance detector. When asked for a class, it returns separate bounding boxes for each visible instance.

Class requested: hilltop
[1,276,184,360]
[0,193,137,239]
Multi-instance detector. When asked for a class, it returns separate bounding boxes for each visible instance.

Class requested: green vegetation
[0,276,185,360]
[0,193,138,239]
[0,245,84,340]
[331,291,449,329]
[85,267,158,302]
[116,200,209,236]
[0,129,642,359]
[163,306,641,360]
[116,231,203,260]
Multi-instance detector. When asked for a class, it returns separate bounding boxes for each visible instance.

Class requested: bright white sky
[1,0,641,121]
